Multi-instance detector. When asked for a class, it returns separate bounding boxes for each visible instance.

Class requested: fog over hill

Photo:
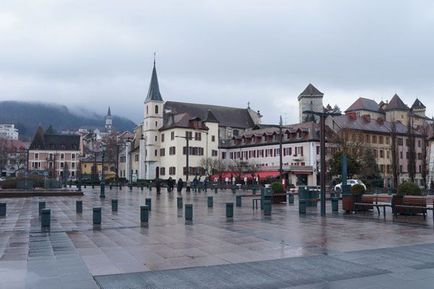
[0,101,136,140]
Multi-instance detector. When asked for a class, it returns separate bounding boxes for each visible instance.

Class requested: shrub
[397,181,422,196]
[271,182,283,193]
[351,184,366,197]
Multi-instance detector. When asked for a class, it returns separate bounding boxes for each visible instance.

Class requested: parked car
[0,177,5,182]
[334,179,366,193]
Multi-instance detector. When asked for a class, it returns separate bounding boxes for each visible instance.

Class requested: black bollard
[185,204,193,221]
[93,207,101,225]
[112,199,118,212]
[226,203,234,218]
[41,208,51,228]
[145,198,152,211]
[0,203,6,216]
[236,196,242,207]
[177,197,183,209]
[140,205,149,223]
[76,200,83,214]
[39,201,46,215]
[207,196,213,208]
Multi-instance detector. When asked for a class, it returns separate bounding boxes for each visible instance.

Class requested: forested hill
[0,101,136,140]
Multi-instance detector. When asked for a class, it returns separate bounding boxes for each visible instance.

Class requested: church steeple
[145,56,163,102]
[105,106,112,133]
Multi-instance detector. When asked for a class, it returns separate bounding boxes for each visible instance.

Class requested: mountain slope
[0,101,136,140]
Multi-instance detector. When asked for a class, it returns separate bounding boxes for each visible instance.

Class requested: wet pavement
[1,187,434,288]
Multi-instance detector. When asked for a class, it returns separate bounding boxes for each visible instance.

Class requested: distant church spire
[145,54,163,102]
[105,106,112,133]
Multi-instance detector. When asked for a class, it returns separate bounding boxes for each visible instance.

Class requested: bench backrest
[375,194,392,203]
[403,196,426,207]
[360,195,374,203]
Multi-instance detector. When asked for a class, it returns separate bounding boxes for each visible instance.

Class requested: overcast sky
[1,0,434,125]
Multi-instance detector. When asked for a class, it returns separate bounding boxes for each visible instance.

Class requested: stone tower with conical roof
[142,58,164,180]
[298,83,324,123]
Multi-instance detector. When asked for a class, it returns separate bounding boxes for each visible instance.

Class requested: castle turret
[298,83,324,123]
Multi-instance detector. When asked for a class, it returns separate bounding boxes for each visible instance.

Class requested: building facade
[28,127,82,180]
[122,61,261,181]
[0,124,19,140]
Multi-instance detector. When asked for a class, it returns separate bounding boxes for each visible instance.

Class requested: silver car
[334,179,367,193]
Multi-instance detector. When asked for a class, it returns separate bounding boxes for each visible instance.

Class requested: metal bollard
[185,204,193,221]
[109,184,112,190]
[140,205,149,223]
[263,199,271,216]
[93,207,101,225]
[41,208,51,228]
[332,197,339,212]
[207,196,213,208]
[129,185,133,192]
[84,184,87,188]
[288,194,294,204]
[76,200,83,214]
[112,199,118,212]
[145,198,152,211]
[92,185,95,189]
[236,196,242,207]
[39,201,46,215]
[141,186,144,191]
[299,199,306,214]
[214,187,218,194]
[226,203,234,218]
[177,197,183,209]
[0,203,6,216]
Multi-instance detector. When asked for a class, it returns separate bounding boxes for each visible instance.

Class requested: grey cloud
[1,0,434,125]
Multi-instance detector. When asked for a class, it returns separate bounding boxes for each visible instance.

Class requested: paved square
[1,187,434,288]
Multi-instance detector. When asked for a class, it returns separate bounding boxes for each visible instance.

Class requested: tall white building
[122,60,262,181]
[0,124,19,140]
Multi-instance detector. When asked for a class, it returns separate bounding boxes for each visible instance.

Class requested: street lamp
[303,109,340,217]
[175,135,190,182]
[100,144,106,198]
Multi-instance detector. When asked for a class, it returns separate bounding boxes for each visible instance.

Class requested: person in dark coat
[155,178,161,194]
[177,178,183,193]
[167,177,174,192]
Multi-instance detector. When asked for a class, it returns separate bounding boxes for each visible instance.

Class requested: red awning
[255,171,281,180]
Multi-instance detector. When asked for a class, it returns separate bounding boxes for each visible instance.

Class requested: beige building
[330,94,430,188]
[28,127,82,180]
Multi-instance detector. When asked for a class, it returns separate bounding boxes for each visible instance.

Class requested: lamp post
[279,115,283,180]
[176,135,190,182]
[302,109,339,217]
[100,144,106,198]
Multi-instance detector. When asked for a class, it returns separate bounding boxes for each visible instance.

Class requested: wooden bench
[393,196,429,219]
[354,194,392,216]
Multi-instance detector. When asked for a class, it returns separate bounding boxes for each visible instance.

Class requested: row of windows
[158,166,206,176]
[34,153,76,160]
[350,133,423,148]
[160,132,216,143]
[227,146,305,160]
[31,161,76,169]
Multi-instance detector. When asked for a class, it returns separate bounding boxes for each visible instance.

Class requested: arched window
[155,105,159,114]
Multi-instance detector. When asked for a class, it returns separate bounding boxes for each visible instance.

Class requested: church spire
[107,106,111,117]
[145,55,163,102]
